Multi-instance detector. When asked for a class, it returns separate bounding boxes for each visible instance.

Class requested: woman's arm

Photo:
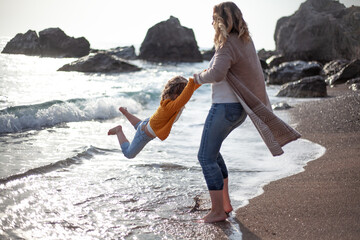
[194,43,235,84]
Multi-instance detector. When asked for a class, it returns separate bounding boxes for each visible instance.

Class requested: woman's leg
[198,103,245,223]
[119,107,141,127]
[223,178,233,214]
[199,190,227,223]
[215,153,232,213]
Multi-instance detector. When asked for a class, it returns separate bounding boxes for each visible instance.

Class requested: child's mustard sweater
[149,78,201,140]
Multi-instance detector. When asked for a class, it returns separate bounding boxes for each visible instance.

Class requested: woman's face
[212,15,216,29]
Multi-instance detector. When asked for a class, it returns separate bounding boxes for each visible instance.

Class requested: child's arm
[166,78,201,111]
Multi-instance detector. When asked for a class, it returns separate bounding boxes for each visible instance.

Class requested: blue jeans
[121,118,155,159]
[198,103,247,190]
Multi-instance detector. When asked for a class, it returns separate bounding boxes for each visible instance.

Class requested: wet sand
[235,85,360,240]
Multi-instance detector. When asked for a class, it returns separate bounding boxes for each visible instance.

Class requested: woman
[194,2,300,223]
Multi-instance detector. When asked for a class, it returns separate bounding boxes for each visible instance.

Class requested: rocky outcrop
[274,0,360,62]
[346,77,360,91]
[276,76,327,98]
[325,59,360,85]
[2,28,90,58]
[349,83,360,91]
[139,16,202,63]
[322,59,349,76]
[38,28,90,57]
[266,55,289,68]
[1,30,41,55]
[257,49,278,61]
[58,53,141,73]
[92,46,137,60]
[201,47,215,61]
[267,61,322,85]
[272,102,292,110]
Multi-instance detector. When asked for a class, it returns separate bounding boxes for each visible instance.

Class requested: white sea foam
[0,97,141,133]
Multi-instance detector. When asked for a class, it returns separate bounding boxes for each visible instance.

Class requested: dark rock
[276,75,327,98]
[1,28,90,58]
[323,59,350,76]
[346,77,360,85]
[201,47,215,61]
[92,46,137,60]
[272,102,292,110]
[1,30,41,55]
[275,0,360,62]
[266,55,289,68]
[257,49,274,78]
[267,60,322,85]
[38,28,90,57]
[58,53,141,73]
[325,59,360,85]
[257,49,278,61]
[139,16,202,62]
[260,59,268,70]
[349,83,360,91]
[346,77,360,91]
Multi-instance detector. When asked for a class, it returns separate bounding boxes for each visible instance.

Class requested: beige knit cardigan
[196,34,301,156]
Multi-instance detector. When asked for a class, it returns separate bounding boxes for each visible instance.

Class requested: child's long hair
[161,76,188,101]
[213,1,250,50]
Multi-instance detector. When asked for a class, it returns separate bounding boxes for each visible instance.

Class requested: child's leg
[108,125,129,145]
[108,121,154,159]
[119,107,141,128]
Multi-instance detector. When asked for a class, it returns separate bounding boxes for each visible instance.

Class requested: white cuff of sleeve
[194,74,202,84]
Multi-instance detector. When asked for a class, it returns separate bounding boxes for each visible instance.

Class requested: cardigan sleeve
[195,42,235,84]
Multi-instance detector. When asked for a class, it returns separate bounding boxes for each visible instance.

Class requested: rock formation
[267,61,322,85]
[1,30,41,56]
[322,59,350,76]
[58,53,141,73]
[92,46,137,60]
[201,47,215,61]
[276,76,327,98]
[272,102,292,110]
[274,0,360,62]
[2,28,90,58]
[38,28,90,57]
[139,16,202,63]
[347,78,360,91]
[325,59,360,85]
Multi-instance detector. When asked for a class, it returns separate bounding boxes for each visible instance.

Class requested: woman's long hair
[213,2,250,49]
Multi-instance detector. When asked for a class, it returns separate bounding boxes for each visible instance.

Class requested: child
[108,76,201,159]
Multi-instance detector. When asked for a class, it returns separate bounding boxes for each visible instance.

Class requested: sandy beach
[235,85,360,240]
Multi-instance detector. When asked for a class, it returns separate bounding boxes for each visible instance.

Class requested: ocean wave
[0,97,141,133]
[134,163,190,171]
[122,90,160,106]
[0,146,109,185]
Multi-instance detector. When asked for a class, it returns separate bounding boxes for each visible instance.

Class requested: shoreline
[235,85,360,240]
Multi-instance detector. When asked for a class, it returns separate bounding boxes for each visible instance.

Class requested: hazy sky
[0,0,359,50]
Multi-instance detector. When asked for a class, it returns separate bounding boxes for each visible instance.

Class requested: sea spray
[0,97,141,133]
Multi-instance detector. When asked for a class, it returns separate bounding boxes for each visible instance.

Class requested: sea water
[0,37,325,239]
